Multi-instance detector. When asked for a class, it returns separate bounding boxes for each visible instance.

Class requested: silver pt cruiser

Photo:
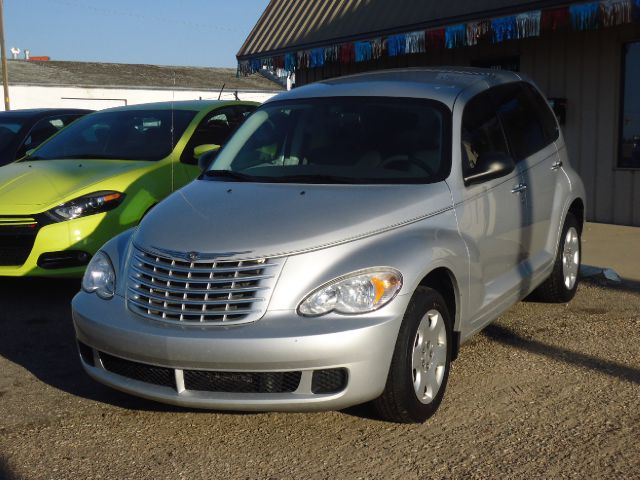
[73,68,586,423]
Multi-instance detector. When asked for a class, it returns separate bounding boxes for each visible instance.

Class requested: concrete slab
[581,222,640,283]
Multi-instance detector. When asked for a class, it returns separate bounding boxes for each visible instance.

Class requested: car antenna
[218,83,226,100]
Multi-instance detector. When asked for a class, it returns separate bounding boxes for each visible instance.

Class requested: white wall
[4,85,278,111]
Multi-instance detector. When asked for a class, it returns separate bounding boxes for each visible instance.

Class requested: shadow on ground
[0,278,191,413]
[484,324,640,385]
[0,456,19,480]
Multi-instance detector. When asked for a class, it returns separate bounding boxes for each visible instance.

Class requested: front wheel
[373,287,452,423]
[533,213,581,303]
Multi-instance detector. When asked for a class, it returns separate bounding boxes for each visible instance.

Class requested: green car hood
[0,160,150,214]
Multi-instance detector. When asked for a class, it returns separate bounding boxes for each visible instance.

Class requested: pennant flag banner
[600,0,632,27]
[371,38,383,59]
[239,0,640,76]
[309,48,324,68]
[466,20,491,46]
[324,45,340,63]
[387,34,407,56]
[355,41,373,62]
[516,11,542,38]
[445,25,466,49]
[405,31,426,53]
[570,2,600,30]
[492,16,517,42]
[426,28,446,48]
[284,53,296,72]
[541,7,571,30]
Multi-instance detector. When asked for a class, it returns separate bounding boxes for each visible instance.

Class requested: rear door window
[461,90,511,180]
[492,83,553,161]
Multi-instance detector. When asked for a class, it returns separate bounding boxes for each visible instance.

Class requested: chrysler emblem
[188,251,199,261]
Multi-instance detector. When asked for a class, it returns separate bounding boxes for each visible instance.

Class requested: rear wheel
[373,287,452,423]
[533,213,581,303]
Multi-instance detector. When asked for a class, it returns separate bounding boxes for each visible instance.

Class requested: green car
[0,100,258,277]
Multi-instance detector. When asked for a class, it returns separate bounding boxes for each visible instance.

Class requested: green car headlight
[50,191,125,221]
[298,268,403,317]
[82,251,116,299]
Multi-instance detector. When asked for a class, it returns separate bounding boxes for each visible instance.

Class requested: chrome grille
[127,246,282,325]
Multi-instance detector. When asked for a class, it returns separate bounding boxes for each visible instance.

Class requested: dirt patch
[0,281,638,479]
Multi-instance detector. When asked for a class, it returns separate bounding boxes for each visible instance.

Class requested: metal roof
[2,60,283,92]
[265,67,522,108]
[238,0,570,59]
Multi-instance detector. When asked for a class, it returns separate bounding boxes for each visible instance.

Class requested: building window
[620,42,640,169]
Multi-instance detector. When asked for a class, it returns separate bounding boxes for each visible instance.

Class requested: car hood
[134,179,453,259]
[0,160,148,214]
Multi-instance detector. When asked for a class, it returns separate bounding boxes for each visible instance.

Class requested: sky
[4,0,270,68]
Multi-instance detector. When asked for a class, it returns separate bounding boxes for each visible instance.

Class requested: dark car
[0,108,93,166]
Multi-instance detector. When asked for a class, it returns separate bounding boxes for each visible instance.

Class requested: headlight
[298,268,402,317]
[50,191,124,221]
[82,251,116,299]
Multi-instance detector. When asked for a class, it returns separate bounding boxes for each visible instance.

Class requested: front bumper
[0,212,129,278]
[72,291,409,411]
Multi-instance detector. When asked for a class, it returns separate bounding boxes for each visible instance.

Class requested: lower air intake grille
[100,352,177,389]
[0,221,38,266]
[184,370,301,393]
[311,369,348,394]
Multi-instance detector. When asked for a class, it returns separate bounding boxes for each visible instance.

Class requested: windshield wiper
[202,170,260,182]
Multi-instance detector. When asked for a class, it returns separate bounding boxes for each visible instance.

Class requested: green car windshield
[26,109,197,161]
[207,97,451,184]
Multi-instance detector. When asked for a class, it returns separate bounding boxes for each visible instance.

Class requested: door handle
[511,183,528,194]
[551,160,563,171]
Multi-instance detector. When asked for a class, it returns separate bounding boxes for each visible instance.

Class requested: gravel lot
[0,277,638,479]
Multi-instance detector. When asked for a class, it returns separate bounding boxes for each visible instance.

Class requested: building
[2,60,283,111]
[237,0,640,227]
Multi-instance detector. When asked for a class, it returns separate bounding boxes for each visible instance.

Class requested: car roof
[267,67,524,109]
[98,100,257,114]
[0,108,94,119]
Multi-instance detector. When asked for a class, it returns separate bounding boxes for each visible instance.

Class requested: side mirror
[464,152,515,186]
[197,148,220,171]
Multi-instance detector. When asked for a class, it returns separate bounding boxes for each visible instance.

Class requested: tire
[533,213,581,303]
[373,286,452,423]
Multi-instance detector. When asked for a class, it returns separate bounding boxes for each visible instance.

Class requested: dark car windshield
[207,97,451,184]
[26,109,197,161]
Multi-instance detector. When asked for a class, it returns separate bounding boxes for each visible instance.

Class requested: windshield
[207,97,451,184]
[27,109,197,161]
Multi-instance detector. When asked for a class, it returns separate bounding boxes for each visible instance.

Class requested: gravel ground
[0,278,638,480]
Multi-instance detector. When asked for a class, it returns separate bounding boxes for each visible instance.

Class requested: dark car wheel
[373,286,452,423]
[533,213,581,303]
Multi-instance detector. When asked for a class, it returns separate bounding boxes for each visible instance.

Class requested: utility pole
[0,0,10,111]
